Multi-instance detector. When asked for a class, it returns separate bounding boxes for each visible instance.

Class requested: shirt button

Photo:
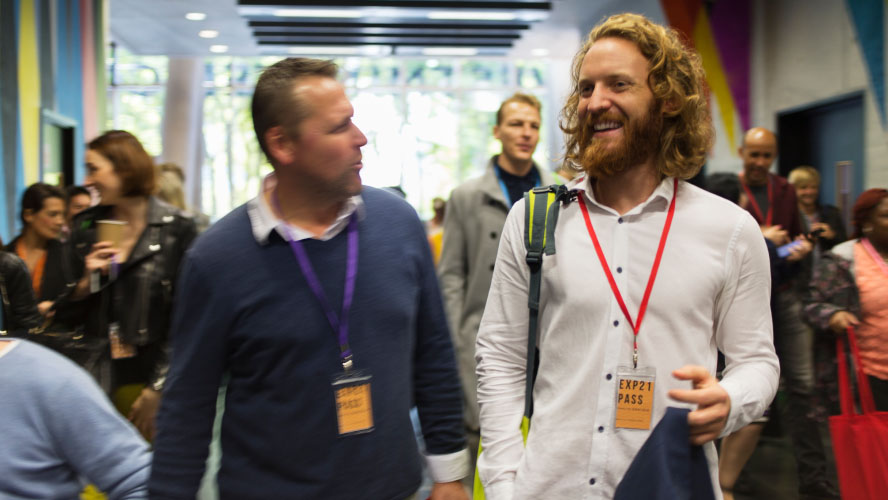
[616,266,622,273]
[618,217,624,224]
[589,478,596,485]
[598,426,604,432]
[606,373,612,380]
[613,320,619,327]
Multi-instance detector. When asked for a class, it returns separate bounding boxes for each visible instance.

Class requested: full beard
[576,105,663,178]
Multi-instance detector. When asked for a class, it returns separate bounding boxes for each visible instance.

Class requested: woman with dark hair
[806,188,888,411]
[68,130,197,440]
[4,183,68,318]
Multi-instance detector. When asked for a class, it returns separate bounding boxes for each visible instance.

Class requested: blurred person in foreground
[67,130,197,439]
[474,13,778,499]
[806,188,888,411]
[149,58,468,499]
[0,337,150,499]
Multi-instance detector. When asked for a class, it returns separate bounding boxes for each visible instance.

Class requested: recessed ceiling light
[531,48,549,57]
[210,45,229,53]
[185,12,206,21]
[274,9,362,18]
[422,47,479,56]
[199,30,219,39]
[427,11,517,21]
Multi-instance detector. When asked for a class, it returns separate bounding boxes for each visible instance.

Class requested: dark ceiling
[238,0,552,56]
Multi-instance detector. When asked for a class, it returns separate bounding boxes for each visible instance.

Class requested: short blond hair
[788,166,820,187]
[496,93,541,125]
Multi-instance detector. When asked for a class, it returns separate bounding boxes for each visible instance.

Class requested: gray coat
[437,156,553,430]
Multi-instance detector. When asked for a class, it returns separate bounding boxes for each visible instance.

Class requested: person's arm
[411,215,470,495]
[2,253,42,332]
[710,213,780,437]
[474,204,530,500]
[803,252,858,333]
[50,357,151,499]
[148,252,228,498]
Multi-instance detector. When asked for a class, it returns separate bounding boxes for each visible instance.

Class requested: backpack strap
[522,184,577,418]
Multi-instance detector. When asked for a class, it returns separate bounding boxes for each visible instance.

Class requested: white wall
[751,0,888,188]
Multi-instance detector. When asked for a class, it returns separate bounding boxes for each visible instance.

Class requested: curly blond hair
[559,13,713,179]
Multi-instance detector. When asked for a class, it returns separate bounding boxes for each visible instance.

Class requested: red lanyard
[741,176,772,226]
[577,178,678,368]
[861,238,888,278]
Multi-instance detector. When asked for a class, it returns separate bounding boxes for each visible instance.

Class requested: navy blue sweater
[149,187,465,499]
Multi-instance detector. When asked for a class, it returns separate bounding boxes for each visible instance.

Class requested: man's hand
[129,387,162,441]
[428,481,469,500]
[828,310,859,334]
[85,241,119,275]
[760,225,789,245]
[668,365,731,446]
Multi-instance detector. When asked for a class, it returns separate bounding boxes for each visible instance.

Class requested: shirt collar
[248,173,365,244]
[579,175,675,217]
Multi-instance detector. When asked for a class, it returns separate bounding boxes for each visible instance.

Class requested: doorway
[776,93,864,223]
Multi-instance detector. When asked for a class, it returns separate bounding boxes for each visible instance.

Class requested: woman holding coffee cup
[68,130,197,440]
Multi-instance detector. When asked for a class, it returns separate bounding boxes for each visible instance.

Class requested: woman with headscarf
[806,188,888,410]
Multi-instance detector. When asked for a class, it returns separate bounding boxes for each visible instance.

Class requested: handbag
[828,326,888,500]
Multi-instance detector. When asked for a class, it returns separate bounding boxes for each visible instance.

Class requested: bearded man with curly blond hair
[475,13,778,499]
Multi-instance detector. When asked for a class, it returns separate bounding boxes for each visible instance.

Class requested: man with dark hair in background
[438,93,553,468]
[475,14,778,499]
[150,58,469,499]
[737,127,838,500]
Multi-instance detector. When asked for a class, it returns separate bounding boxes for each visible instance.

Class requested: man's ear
[264,126,296,166]
[492,124,501,141]
[662,98,680,116]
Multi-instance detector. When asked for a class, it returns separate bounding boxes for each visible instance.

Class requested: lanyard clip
[341,353,354,372]
[633,348,638,369]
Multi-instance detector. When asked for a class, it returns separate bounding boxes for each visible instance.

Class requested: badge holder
[614,365,656,430]
[109,321,136,359]
[332,362,374,437]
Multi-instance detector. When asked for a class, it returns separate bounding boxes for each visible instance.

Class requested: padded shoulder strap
[521,184,575,418]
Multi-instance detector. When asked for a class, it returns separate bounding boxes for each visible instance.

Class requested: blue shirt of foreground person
[0,339,150,499]
[148,58,469,499]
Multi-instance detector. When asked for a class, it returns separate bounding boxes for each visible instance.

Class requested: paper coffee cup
[96,220,128,247]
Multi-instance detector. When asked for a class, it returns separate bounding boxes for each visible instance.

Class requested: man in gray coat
[438,93,553,467]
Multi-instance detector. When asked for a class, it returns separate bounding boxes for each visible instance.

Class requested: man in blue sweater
[149,58,469,499]
[0,339,151,499]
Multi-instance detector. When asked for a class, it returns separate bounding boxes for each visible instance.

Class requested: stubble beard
[576,105,663,178]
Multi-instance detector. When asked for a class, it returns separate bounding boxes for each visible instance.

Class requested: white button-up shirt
[476,176,779,499]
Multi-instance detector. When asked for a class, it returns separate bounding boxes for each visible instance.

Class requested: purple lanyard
[273,192,359,372]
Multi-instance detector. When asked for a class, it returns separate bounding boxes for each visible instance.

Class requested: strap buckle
[526,249,543,266]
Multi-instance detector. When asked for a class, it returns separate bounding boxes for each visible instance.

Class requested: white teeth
[593,121,621,131]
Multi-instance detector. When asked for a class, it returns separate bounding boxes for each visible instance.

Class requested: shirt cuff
[482,480,515,500]
[424,448,470,483]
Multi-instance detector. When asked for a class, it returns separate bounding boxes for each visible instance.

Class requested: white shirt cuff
[424,448,470,483]
[482,480,515,500]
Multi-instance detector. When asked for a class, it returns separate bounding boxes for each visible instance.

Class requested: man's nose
[585,87,612,116]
